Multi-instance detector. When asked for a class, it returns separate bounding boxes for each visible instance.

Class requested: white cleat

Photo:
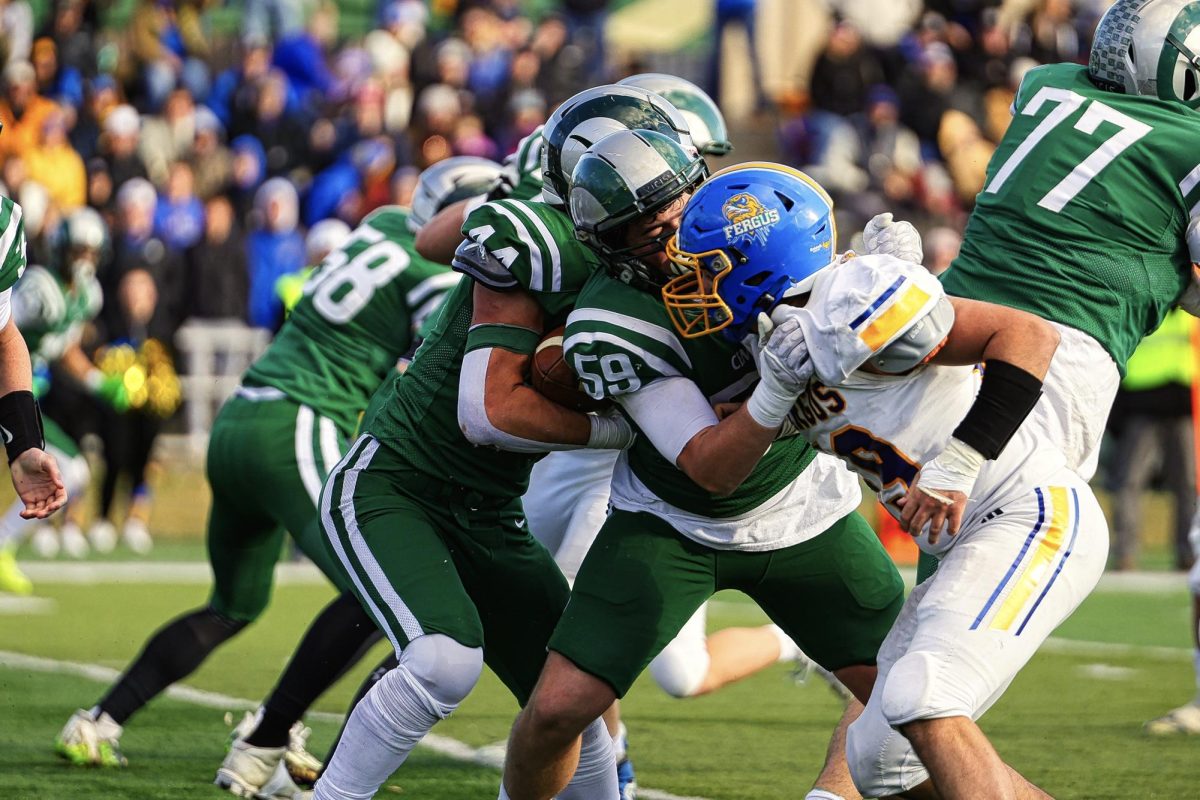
[30,525,59,558]
[284,722,323,786]
[1145,702,1200,735]
[86,520,116,554]
[122,519,153,555]
[61,524,91,559]
[215,739,288,798]
[55,708,126,767]
[256,759,309,800]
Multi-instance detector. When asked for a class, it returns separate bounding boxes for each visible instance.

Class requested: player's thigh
[455,511,572,706]
[321,436,484,653]
[884,477,1108,725]
[205,488,285,622]
[749,511,904,672]
[548,508,716,698]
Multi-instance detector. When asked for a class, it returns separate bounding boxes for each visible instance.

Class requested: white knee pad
[400,633,484,710]
[880,650,966,727]
[649,621,710,699]
[846,702,928,798]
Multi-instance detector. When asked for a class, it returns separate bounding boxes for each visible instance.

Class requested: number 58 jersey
[243,207,459,438]
[945,63,1200,372]
[788,254,1066,555]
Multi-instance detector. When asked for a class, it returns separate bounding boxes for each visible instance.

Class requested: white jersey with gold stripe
[786,253,1066,555]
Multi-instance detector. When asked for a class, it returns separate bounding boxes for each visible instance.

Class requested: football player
[498,131,906,800]
[668,163,1108,798]
[54,162,493,777]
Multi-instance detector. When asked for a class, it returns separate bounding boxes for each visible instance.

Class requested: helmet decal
[721,193,781,246]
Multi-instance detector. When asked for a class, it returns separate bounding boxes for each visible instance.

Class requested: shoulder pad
[791,253,945,385]
[13,266,66,330]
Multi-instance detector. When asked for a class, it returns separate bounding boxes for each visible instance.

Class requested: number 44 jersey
[945,63,1200,372]
[243,207,459,437]
[788,253,1066,556]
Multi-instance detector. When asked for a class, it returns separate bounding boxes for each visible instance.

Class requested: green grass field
[0,564,1197,800]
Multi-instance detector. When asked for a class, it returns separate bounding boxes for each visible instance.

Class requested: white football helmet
[1089,0,1200,108]
[407,156,505,234]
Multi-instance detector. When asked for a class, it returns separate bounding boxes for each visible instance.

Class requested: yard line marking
[0,595,54,615]
[0,649,709,800]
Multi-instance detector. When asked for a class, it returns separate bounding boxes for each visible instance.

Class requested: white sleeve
[614,376,718,465]
[0,289,11,330]
[457,347,583,453]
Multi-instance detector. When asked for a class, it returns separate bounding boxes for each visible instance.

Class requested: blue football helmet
[663,162,836,340]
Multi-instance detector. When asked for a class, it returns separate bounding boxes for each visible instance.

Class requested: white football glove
[743,312,810,428]
[862,212,924,265]
[1181,217,1200,317]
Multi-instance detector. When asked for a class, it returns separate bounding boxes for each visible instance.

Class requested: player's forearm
[58,344,97,386]
[415,200,471,264]
[676,405,777,496]
[0,315,33,396]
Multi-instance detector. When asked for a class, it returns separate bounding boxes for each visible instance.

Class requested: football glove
[862,213,923,265]
[93,373,130,412]
[744,312,810,428]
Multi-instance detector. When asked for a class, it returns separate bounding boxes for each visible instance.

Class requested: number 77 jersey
[243,207,460,438]
[945,62,1200,372]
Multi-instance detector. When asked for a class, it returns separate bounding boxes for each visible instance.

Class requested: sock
[805,791,846,800]
[314,663,451,800]
[612,721,627,763]
[245,593,382,748]
[321,652,399,773]
[556,718,618,800]
[97,607,246,725]
[769,624,802,663]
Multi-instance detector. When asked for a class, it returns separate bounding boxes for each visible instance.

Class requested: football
[530,325,610,412]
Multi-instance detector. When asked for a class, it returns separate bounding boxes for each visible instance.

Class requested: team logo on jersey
[722,193,780,246]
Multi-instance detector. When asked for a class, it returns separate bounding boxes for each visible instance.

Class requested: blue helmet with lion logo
[663,162,836,341]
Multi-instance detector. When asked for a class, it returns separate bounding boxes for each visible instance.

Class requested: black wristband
[0,390,44,464]
[952,360,1043,460]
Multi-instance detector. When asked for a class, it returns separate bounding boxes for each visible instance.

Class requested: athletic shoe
[55,708,126,767]
[1145,702,1200,735]
[256,759,309,800]
[284,722,323,786]
[62,524,91,558]
[215,739,287,798]
[30,525,59,558]
[86,520,116,554]
[0,547,32,595]
[122,518,153,555]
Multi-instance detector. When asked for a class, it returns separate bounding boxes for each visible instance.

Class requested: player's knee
[880,651,953,727]
[845,710,926,798]
[648,644,709,698]
[845,716,886,797]
[400,633,483,709]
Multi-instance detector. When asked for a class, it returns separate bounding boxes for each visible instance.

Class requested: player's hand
[757,310,814,389]
[896,476,968,545]
[10,447,67,519]
[862,213,924,265]
[95,374,130,412]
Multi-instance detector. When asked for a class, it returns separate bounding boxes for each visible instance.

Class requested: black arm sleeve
[951,360,1044,460]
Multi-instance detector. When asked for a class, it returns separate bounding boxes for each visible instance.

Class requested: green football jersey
[244,207,459,437]
[0,196,27,293]
[503,126,545,202]
[364,198,601,502]
[12,266,101,372]
[563,271,816,519]
[943,63,1200,371]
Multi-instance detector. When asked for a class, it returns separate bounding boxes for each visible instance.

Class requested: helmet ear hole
[1184,67,1198,101]
[1128,41,1137,68]
[743,270,772,287]
[774,191,795,210]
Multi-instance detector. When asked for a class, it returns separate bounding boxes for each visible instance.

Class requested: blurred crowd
[781,0,1112,266]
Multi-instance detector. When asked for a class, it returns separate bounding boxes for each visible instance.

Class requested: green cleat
[0,547,32,596]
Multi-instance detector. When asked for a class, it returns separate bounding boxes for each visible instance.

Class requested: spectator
[363,29,414,135]
[242,0,307,43]
[51,0,94,79]
[1108,311,1198,571]
[153,161,204,250]
[32,37,83,112]
[242,69,307,177]
[131,0,210,111]
[184,195,249,320]
[86,156,113,211]
[108,177,184,330]
[0,60,59,164]
[1013,0,1082,66]
[228,135,267,221]
[25,108,86,212]
[924,226,961,276]
[246,177,304,331]
[561,0,609,84]
[897,42,980,152]
[530,13,585,105]
[139,88,198,186]
[0,0,33,66]
[19,178,55,265]
[207,37,277,132]
[187,107,232,200]
[101,104,149,190]
[708,0,768,113]
[271,3,337,105]
[809,19,883,117]
[69,75,120,161]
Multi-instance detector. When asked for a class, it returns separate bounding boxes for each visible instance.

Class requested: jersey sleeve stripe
[486,201,547,291]
[860,283,932,351]
[0,200,24,280]
[506,200,562,292]
[567,308,693,368]
[1179,163,1200,199]
[563,330,682,379]
[405,273,461,309]
[849,276,905,329]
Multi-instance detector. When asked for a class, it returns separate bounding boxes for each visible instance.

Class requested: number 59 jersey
[945,63,1200,372]
[243,207,459,438]
[788,254,1066,555]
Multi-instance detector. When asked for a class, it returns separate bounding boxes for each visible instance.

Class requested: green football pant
[320,435,570,706]
[550,507,906,696]
[205,391,350,622]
